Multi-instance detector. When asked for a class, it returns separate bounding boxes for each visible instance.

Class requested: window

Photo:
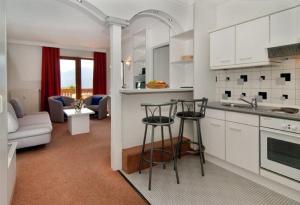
[60,59,76,98]
[60,57,94,99]
[81,59,94,99]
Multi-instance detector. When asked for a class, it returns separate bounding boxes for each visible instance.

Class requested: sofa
[8,100,52,149]
[83,95,108,119]
[48,96,75,123]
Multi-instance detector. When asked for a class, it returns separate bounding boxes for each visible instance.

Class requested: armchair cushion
[55,96,66,106]
[91,96,103,105]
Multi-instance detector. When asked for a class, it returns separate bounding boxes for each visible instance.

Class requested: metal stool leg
[139,124,148,174]
[148,125,155,190]
[178,119,184,159]
[161,126,166,169]
[196,119,205,176]
[198,120,205,164]
[169,125,180,184]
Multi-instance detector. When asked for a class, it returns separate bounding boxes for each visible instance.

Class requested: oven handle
[260,127,300,139]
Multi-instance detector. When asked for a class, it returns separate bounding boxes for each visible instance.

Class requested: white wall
[216,0,300,28]
[7,44,42,91]
[193,0,217,100]
[7,43,108,112]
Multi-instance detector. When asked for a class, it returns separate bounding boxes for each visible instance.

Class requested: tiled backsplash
[215,58,300,106]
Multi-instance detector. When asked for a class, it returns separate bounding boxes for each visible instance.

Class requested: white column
[109,23,123,170]
[0,0,8,204]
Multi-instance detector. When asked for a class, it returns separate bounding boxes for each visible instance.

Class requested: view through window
[81,59,94,99]
[60,57,94,99]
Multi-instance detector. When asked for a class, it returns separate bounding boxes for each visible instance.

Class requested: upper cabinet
[236,17,270,65]
[210,27,235,68]
[270,6,300,46]
[210,16,272,70]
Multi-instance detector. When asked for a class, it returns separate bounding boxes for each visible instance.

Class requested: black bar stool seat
[176,111,204,119]
[142,116,175,124]
[139,101,179,191]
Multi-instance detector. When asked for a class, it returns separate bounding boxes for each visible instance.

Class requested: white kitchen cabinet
[226,121,259,174]
[201,117,226,160]
[236,16,270,65]
[210,26,235,68]
[270,6,300,46]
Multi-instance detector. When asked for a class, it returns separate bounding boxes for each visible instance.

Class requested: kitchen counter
[207,101,300,121]
[120,88,193,94]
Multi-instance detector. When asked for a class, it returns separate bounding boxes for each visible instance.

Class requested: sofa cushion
[7,103,19,133]
[91,96,102,105]
[55,96,66,106]
[10,98,25,118]
[8,124,52,140]
[19,112,52,127]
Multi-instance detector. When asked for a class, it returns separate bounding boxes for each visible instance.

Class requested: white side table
[63,108,95,135]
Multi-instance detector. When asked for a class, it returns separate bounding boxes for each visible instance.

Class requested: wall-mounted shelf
[172,29,194,40]
[171,60,193,64]
[170,29,194,88]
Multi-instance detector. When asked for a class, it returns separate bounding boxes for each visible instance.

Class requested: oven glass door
[260,128,300,182]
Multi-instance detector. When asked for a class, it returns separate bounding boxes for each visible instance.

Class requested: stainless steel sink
[221,103,299,114]
[221,103,253,109]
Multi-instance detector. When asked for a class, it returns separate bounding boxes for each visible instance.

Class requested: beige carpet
[12,118,147,205]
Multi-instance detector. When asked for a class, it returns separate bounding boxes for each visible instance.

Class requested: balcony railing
[61,88,93,99]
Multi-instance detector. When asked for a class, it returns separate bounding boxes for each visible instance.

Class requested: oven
[260,117,300,182]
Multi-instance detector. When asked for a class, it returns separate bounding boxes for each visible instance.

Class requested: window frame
[60,56,94,99]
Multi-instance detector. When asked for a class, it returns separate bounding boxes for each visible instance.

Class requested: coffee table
[63,108,95,135]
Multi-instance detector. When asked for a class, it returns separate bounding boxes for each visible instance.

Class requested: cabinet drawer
[226,122,259,174]
[226,111,259,126]
[206,109,225,120]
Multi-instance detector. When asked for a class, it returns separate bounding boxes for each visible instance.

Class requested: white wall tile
[213,59,300,106]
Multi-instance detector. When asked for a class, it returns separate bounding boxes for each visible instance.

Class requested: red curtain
[93,52,107,95]
[40,47,61,111]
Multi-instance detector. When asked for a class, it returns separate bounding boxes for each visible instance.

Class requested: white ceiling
[6,0,200,49]
[7,0,110,49]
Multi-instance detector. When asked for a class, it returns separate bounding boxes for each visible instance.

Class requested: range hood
[268,43,300,58]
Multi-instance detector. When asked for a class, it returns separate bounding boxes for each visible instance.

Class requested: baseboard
[206,154,300,203]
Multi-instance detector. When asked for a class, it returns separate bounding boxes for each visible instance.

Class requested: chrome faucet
[239,97,258,108]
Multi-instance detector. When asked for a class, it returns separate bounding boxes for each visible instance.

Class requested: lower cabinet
[201,117,226,160]
[226,121,259,174]
[202,109,260,174]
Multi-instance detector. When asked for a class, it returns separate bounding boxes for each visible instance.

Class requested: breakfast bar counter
[120,88,194,149]
[120,88,193,94]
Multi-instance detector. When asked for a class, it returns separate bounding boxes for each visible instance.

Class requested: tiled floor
[122,156,299,205]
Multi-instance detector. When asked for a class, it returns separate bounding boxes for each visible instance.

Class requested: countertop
[207,101,300,121]
[120,88,193,94]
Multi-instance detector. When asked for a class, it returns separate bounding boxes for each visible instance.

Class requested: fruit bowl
[146,80,169,89]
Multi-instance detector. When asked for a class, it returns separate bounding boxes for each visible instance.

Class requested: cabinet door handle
[229,127,242,132]
[220,59,230,63]
[239,57,252,61]
[210,122,221,127]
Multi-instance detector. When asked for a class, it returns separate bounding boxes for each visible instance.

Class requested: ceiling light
[77,0,83,3]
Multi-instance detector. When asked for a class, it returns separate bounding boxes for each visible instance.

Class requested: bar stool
[176,98,208,176]
[138,101,179,190]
